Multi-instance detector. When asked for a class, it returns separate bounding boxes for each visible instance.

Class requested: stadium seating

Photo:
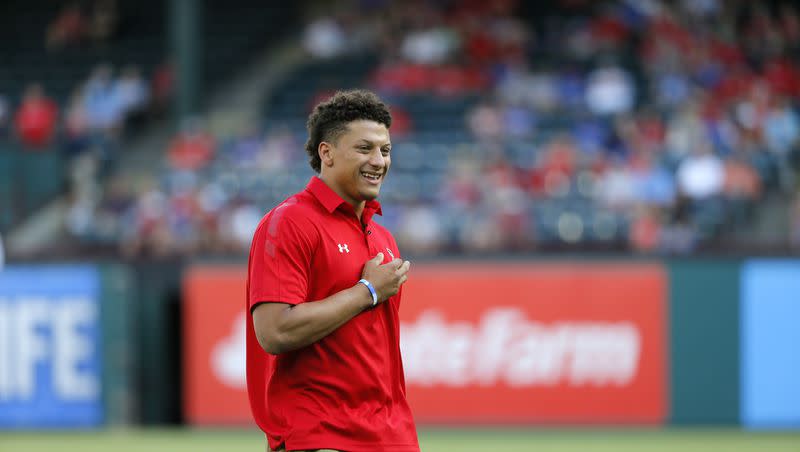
[0,0,298,232]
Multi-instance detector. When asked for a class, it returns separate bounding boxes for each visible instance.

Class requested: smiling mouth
[361,171,383,183]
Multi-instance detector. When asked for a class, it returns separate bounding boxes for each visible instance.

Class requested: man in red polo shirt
[246,90,419,452]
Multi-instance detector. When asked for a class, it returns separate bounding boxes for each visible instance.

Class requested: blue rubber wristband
[358,279,378,307]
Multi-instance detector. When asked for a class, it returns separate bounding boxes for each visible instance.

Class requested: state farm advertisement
[183,267,252,425]
[400,263,668,424]
[183,263,667,425]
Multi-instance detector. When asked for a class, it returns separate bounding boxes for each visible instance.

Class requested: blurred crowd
[66,0,800,257]
[1,62,168,149]
[0,0,174,156]
[2,60,171,241]
[46,0,119,51]
[0,0,176,248]
[66,118,305,257]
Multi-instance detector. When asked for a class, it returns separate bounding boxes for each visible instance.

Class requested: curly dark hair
[304,89,392,173]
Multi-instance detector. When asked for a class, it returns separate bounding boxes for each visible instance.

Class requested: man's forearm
[256,284,373,354]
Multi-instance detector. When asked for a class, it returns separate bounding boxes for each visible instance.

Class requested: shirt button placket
[364,225,375,255]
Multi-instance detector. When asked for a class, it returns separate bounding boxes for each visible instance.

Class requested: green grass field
[1,428,798,452]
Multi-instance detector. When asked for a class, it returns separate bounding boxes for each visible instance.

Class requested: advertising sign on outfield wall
[400,263,668,424]
[183,263,667,425]
[741,260,800,429]
[0,265,102,428]
[183,267,251,425]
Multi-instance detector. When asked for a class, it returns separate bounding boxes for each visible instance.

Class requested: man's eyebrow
[357,139,392,147]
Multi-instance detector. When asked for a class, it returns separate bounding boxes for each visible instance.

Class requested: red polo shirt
[246,176,419,452]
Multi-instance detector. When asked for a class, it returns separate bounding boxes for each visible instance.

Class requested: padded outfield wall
[0,259,797,428]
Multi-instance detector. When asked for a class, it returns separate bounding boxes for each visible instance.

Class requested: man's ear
[319,141,334,168]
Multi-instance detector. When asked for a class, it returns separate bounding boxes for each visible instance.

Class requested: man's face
[321,119,391,206]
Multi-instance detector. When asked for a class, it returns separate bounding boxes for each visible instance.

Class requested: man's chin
[359,187,381,201]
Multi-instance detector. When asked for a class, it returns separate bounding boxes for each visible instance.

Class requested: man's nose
[368,149,386,168]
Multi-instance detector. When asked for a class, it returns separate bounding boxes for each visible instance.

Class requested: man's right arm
[252,252,410,355]
[252,284,373,355]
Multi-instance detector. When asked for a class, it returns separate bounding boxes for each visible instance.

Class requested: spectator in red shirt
[14,83,58,149]
[247,90,419,451]
[166,118,215,171]
[45,2,87,50]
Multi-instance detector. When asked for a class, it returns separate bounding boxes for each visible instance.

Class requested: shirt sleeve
[249,209,316,309]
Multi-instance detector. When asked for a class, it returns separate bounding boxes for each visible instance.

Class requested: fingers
[369,252,383,265]
[395,260,411,275]
[380,258,404,268]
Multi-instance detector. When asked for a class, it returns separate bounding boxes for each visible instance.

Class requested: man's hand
[361,252,411,303]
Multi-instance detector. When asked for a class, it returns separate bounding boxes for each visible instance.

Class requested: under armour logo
[338,243,350,253]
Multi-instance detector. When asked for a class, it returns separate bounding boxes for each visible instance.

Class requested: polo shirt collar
[306,176,383,217]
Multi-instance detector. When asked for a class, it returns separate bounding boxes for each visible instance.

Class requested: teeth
[361,172,381,180]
